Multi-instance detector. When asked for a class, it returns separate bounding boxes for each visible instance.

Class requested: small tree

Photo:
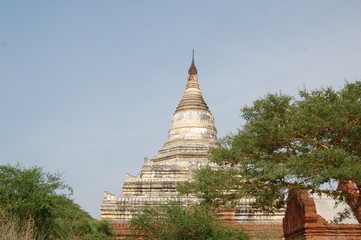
[127,201,249,240]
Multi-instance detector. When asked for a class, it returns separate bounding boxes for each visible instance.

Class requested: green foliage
[178,166,245,209]
[127,201,249,240]
[0,163,115,240]
[0,164,72,238]
[184,81,361,213]
[50,196,115,240]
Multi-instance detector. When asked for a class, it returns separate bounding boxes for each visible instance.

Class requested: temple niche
[100,53,284,238]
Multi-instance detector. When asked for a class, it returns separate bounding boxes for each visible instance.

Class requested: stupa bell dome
[164,52,218,148]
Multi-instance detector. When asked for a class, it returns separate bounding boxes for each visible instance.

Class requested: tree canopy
[182,81,361,214]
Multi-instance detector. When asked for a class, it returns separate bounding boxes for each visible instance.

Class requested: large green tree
[0,164,115,240]
[181,81,361,214]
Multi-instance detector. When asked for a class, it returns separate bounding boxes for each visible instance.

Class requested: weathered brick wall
[284,191,361,240]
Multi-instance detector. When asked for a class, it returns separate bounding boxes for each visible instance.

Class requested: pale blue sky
[1,1,361,218]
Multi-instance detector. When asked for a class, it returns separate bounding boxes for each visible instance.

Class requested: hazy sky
[1,1,361,218]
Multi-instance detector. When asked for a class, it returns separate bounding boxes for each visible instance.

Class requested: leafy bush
[127,201,248,240]
[0,163,115,240]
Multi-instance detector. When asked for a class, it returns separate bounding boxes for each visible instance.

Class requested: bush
[0,164,115,240]
[128,201,248,240]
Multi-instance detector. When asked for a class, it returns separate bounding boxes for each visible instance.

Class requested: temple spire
[188,49,198,75]
[186,50,200,90]
[164,52,217,147]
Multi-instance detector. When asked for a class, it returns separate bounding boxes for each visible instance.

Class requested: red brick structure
[283,191,361,240]
[218,209,284,239]
[110,223,131,239]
